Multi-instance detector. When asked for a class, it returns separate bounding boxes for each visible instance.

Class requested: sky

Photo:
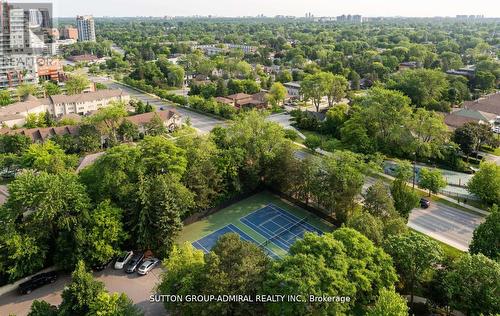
[10,0,500,18]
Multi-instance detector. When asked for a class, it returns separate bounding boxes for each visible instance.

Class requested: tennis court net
[259,216,309,247]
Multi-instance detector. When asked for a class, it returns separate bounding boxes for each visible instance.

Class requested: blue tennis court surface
[240,204,323,252]
[192,224,279,258]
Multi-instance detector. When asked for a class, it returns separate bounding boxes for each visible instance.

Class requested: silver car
[137,258,160,275]
[114,251,134,270]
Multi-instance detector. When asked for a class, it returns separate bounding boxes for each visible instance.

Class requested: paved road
[408,203,484,251]
[363,176,485,251]
[101,79,225,134]
[0,266,165,316]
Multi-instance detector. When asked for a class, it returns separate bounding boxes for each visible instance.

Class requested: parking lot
[0,266,165,316]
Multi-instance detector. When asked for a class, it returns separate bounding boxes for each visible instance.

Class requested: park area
[177,191,334,258]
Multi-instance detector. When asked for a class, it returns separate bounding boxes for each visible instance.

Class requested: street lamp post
[413,152,417,189]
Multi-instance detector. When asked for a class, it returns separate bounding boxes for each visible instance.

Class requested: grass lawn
[177,191,334,257]
[411,229,464,261]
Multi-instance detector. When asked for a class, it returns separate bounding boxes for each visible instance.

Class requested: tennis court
[192,224,280,259]
[181,192,333,259]
[240,204,323,252]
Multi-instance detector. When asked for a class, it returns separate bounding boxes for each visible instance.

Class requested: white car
[114,251,134,269]
[137,258,160,275]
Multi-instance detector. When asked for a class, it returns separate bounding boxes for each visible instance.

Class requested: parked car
[18,271,57,295]
[92,258,114,271]
[420,198,431,209]
[114,251,134,269]
[125,252,145,273]
[137,258,160,275]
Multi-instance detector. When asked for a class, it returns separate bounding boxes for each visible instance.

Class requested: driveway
[0,267,165,316]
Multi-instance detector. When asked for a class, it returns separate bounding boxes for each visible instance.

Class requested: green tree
[16,84,38,99]
[157,243,205,315]
[3,233,48,282]
[87,101,128,145]
[65,75,90,95]
[59,261,105,315]
[408,108,448,159]
[134,174,193,257]
[78,124,102,153]
[469,205,499,260]
[264,228,397,315]
[467,162,500,205]
[312,151,366,221]
[391,180,420,220]
[177,135,224,210]
[0,134,31,154]
[159,234,269,316]
[117,120,140,142]
[144,113,167,136]
[28,300,58,316]
[325,73,349,107]
[43,81,61,96]
[21,140,78,173]
[304,134,321,150]
[347,210,385,245]
[138,135,187,177]
[367,287,409,316]
[389,69,449,109]
[384,232,443,306]
[474,71,495,91]
[0,89,13,106]
[301,72,328,112]
[322,103,349,138]
[444,254,500,316]
[82,200,127,267]
[418,168,446,196]
[267,82,287,107]
[363,181,396,219]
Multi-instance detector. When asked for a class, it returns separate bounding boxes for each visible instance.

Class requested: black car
[125,252,145,273]
[18,271,57,295]
[92,258,114,272]
[420,198,431,209]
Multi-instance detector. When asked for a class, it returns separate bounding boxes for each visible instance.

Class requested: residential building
[0,110,182,142]
[444,92,500,130]
[61,26,78,40]
[126,110,182,134]
[76,15,96,42]
[399,61,420,71]
[0,89,130,127]
[216,92,268,108]
[37,58,64,82]
[283,81,301,100]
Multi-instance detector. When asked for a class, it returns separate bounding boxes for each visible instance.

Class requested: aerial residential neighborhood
[0,0,499,315]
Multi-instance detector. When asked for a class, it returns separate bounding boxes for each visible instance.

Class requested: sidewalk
[377,173,488,216]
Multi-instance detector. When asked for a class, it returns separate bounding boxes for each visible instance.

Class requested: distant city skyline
[6,0,500,18]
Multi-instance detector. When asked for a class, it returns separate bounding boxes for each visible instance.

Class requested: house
[216,92,268,108]
[444,109,496,130]
[446,65,476,79]
[398,61,420,71]
[0,110,182,142]
[444,92,500,130]
[0,89,130,128]
[66,54,100,63]
[125,110,182,133]
[283,82,301,100]
[0,125,80,142]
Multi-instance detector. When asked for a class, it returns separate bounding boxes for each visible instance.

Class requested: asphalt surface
[363,177,485,251]
[102,80,225,134]
[408,203,484,251]
[0,266,165,316]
